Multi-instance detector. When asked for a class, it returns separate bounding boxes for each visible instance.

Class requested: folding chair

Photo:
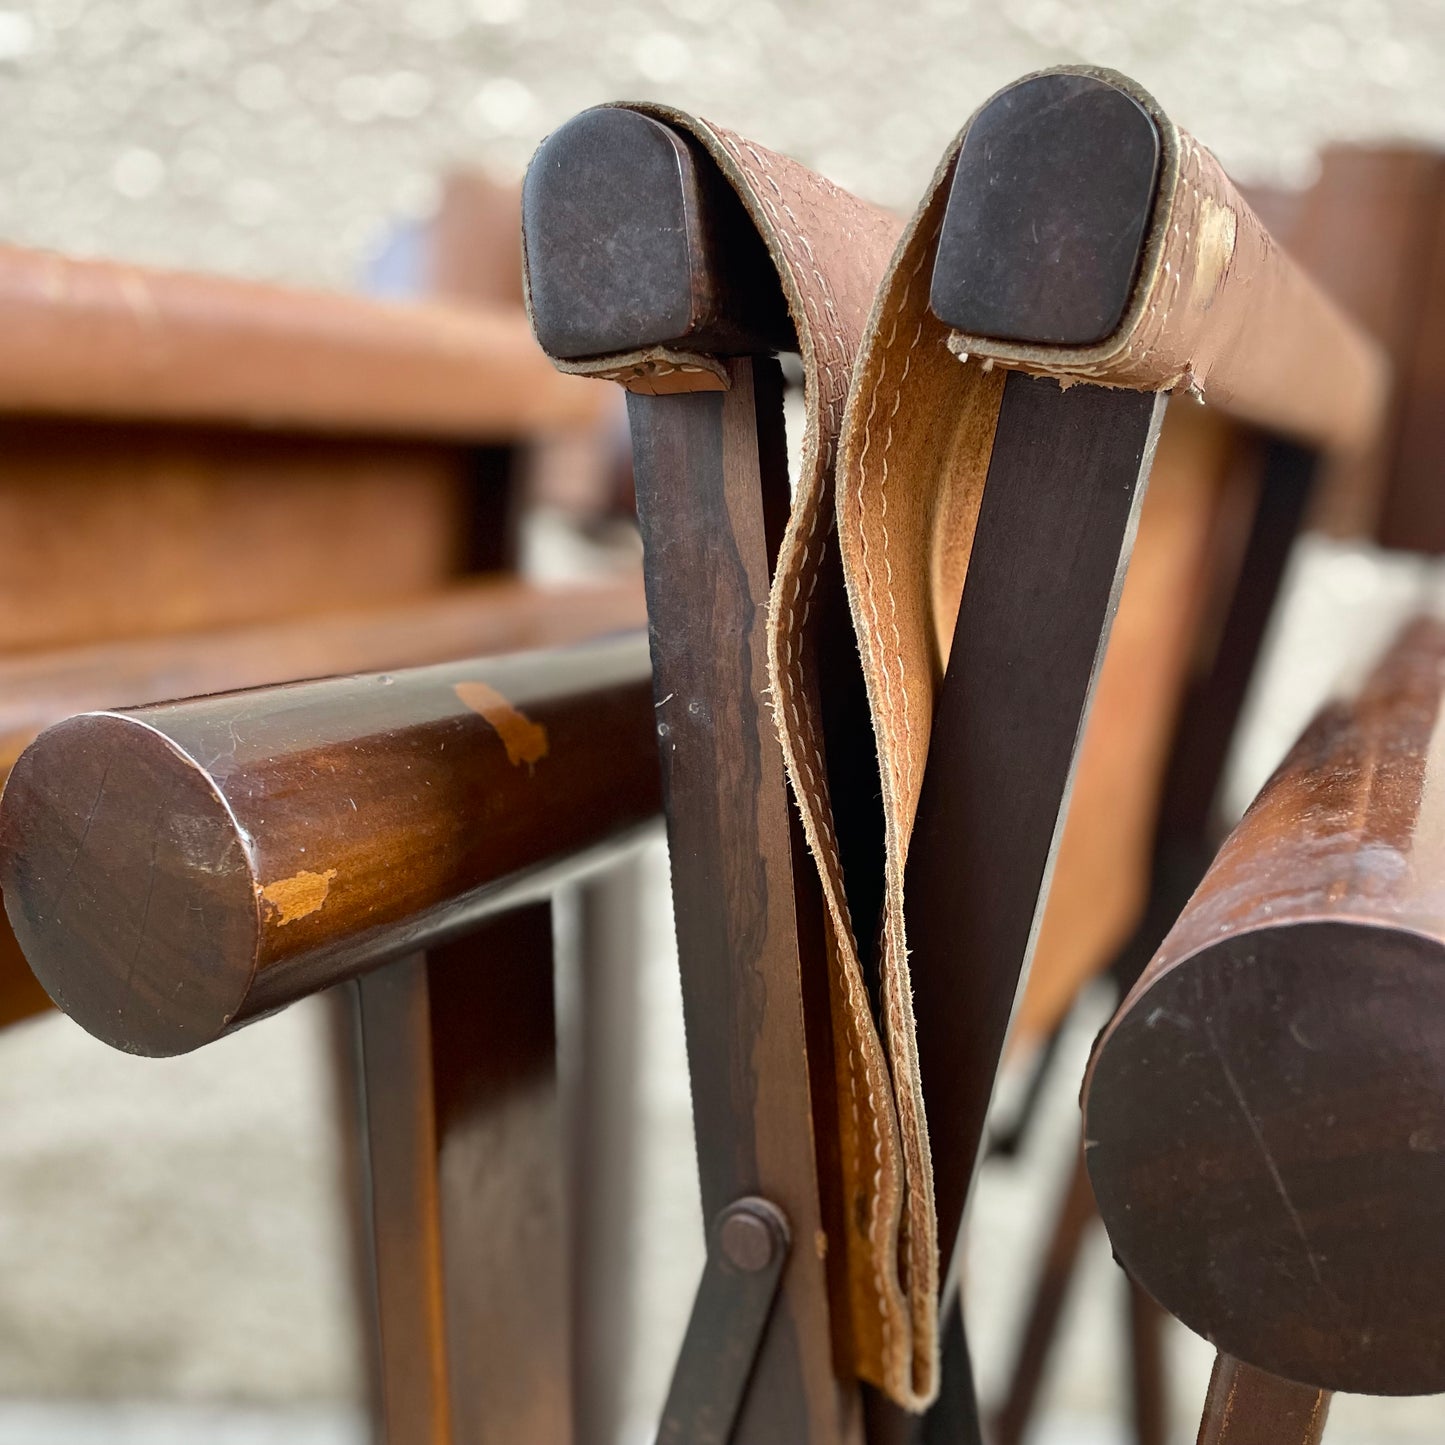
[823,66,1381,1440]
[523,67,1382,1442]
[525,101,901,1444]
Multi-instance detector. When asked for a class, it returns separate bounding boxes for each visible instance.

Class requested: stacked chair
[0,232,653,1441]
[1,59,1437,1445]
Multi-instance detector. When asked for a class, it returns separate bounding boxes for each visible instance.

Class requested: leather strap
[525,100,913,1395]
[826,68,1387,1408]
[946,70,1385,452]
[527,75,1387,1413]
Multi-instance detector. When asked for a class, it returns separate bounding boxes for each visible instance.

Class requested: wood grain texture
[628,357,861,1445]
[1284,148,1445,541]
[0,417,470,652]
[1196,1356,1329,1445]
[569,862,645,1445]
[0,576,644,777]
[351,954,453,1445]
[1381,162,1445,552]
[0,919,53,1027]
[353,905,570,1445]
[1017,401,1237,1040]
[905,373,1165,1291]
[0,634,658,1055]
[1085,614,1445,1394]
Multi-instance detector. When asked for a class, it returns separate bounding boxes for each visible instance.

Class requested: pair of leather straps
[527,66,1384,1410]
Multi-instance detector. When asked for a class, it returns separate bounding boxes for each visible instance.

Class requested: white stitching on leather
[874,244,934,1335]
[714,124,900,1371]
[848,235,935,1382]
[590,360,710,384]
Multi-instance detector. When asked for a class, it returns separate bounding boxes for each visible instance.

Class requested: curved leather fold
[525,102,916,1397]
[828,67,1388,1407]
[947,70,1387,452]
[528,75,1388,1414]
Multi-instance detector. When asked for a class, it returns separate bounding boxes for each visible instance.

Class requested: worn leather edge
[546,345,730,394]
[830,68,1389,1406]
[834,130,1009,1407]
[524,107,919,1404]
[945,67,1387,452]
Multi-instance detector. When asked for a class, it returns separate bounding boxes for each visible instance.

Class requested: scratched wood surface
[1086,615,1445,1397]
[0,634,658,1056]
[629,358,862,1445]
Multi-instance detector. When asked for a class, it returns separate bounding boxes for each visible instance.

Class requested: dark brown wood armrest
[1083,613,1445,1396]
[0,632,658,1056]
[0,576,645,778]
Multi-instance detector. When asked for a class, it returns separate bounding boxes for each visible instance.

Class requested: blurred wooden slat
[429,173,526,309]
[0,244,601,438]
[0,418,468,650]
[1380,157,1445,551]
[1283,148,1445,540]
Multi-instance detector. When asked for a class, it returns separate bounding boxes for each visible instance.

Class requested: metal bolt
[719,1202,779,1273]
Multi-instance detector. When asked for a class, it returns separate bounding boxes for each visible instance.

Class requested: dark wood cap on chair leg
[522,106,790,361]
[930,71,1161,346]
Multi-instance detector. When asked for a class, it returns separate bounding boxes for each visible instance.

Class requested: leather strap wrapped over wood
[828,68,1386,1408]
[527,74,1387,1413]
[948,70,1386,451]
[524,101,915,1395]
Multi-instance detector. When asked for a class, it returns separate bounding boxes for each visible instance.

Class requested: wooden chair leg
[1126,1279,1168,1445]
[989,1149,1097,1445]
[1197,1356,1329,1445]
[628,357,856,1444]
[352,903,570,1445]
[570,860,647,1445]
[324,987,385,1444]
[524,105,899,1437]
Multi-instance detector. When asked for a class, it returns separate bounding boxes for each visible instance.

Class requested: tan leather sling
[818,67,1383,1407]
[527,70,1384,1412]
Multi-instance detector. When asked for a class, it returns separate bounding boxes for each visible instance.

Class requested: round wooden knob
[1,711,260,1056]
[1085,918,1445,1395]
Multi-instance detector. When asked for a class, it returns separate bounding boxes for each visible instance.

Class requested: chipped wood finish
[452,681,550,767]
[0,577,642,1035]
[0,633,659,1056]
[261,868,340,926]
[1085,615,1445,1395]
[0,418,474,655]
